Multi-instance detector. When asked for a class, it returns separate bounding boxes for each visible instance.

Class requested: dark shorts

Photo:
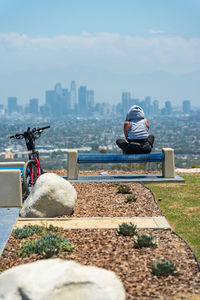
[116,135,154,154]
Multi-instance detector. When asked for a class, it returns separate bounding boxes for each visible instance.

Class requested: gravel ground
[0,229,200,299]
[0,172,200,299]
[48,170,162,218]
[68,182,162,218]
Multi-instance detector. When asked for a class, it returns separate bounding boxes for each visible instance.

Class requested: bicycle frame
[28,151,41,185]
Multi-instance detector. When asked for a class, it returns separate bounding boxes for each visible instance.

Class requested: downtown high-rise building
[7,97,18,114]
[70,80,77,111]
[182,100,191,114]
[29,98,39,114]
[87,90,94,109]
[153,100,159,115]
[122,92,131,116]
[78,86,87,114]
[164,101,172,115]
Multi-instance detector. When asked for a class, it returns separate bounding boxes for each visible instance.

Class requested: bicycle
[10,125,50,197]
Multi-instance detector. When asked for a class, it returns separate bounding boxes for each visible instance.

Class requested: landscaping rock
[20,173,77,217]
[0,259,125,300]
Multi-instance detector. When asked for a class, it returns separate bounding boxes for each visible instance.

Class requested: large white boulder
[0,259,125,300]
[20,173,77,217]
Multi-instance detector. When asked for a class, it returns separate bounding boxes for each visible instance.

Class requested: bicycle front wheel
[22,159,38,197]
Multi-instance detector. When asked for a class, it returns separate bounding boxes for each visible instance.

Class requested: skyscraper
[122,92,131,116]
[78,86,87,115]
[29,98,39,114]
[70,80,77,111]
[153,100,159,115]
[54,83,62,97]
[45,90,55,116]
[87,90,94,108]
[62,88,70,114]
[182,100,191,114]
[54,83,63,116]
[7,97,18,114]
[165,101,172,115]
[144,96,151,115]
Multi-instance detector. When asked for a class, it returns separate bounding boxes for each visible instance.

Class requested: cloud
[148,29,165,34]
[0,32,200,74]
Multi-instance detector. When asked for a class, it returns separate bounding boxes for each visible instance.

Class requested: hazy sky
[0,0,200,106]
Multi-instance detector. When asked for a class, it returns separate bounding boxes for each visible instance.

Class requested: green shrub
[124,195,137,203]
[18,233,74,258]
[117,185,131,194]
[13,224,62,239]
[46,224,63,232]
[134,234,157,248]
[117,222,137,236]
[151,260,178,276]
[13,225,45,239]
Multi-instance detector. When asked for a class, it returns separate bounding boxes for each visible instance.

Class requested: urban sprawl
[0,81,199,171]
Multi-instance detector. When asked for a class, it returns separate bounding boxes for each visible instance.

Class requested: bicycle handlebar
[32,125,51,133]
[10,125,50,140]
[10,133,24,139]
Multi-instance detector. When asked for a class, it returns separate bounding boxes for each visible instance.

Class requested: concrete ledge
[0,161,25,168]
[64,173,184,183]
[153,216,171,229]
[0,208,20,255]
[15,216,171,230]
[0,170,22,207]
[0,161,25,175]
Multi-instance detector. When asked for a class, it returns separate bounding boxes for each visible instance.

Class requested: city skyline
[1,80,193,118]
[0,0,200,106]
[0,79,197,109]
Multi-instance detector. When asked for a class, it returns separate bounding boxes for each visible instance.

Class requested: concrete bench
[67,148,175,180]
[0,161,25,175]
[0,170,22,207]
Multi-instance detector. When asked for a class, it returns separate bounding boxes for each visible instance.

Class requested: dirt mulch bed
[0,229,200,299]
[62,182,162,218]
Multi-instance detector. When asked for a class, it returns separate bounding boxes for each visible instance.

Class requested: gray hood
[125,105,145,121]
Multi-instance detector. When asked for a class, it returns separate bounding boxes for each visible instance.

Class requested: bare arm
[124,121,130,140]
[145,119,150,130]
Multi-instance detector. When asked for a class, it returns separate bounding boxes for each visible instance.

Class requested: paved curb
[65,173,184,183]
[15,216,171,230]
[0,208,20,256]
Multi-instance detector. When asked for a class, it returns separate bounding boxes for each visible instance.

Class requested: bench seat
[67,148,175,180]
[78,152,164,164]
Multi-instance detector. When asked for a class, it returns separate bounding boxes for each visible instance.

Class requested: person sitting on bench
[116,105,154,154]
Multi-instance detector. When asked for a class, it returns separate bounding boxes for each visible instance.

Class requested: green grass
[147,174,200,261]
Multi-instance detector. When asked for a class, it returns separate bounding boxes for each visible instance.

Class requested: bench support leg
[162,148,175,178]
[67,150,78,180]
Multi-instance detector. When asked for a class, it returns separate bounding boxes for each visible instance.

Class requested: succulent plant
[134,234,157,248]
[13,225,44,239]
[151,260,178,276]
[117,222,137,236]
[18,233,74,258]
[117,185,131,194]
[13,224,62,239]
[124,195,137,203]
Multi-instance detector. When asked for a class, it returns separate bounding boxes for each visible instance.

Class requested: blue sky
[0,0,200,106]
